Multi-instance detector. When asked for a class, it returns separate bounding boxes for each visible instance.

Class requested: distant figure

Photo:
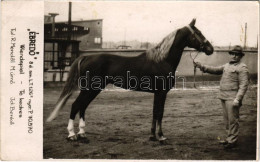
[194,45,249,149]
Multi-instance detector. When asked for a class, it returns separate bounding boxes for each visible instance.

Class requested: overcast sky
[45,1,258,47]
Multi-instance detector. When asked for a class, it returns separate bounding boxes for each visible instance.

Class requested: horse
[46,19,214,143]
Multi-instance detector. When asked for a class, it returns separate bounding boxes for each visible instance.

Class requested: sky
[45,1,259,47]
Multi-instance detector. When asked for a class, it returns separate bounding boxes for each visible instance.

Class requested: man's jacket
[200,61,249,102]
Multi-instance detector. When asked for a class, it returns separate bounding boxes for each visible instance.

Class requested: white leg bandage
[78,118,86,134]
[67,119,75,137]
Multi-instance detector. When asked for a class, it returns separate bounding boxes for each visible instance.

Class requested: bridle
[186,25,208,51]
[186,25,207,88]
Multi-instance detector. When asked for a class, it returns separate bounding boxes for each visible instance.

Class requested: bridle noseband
[186,25,208,51]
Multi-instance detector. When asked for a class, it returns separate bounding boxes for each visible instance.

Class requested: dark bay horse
[46,19,214,142]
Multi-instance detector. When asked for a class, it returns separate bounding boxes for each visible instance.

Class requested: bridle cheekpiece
[186,25,208,51]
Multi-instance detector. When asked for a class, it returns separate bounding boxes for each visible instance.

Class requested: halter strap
[187,25,209,45]
[186,25,195,34]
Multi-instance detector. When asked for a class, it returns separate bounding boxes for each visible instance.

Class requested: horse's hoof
[158,136,167,144]
[158,136,167,141]
[77,133,89,143]
[149,136,157,141]
[78,133,87,138]
[66,135,78,142]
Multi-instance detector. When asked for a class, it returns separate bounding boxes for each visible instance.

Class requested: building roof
[44,23,90,34]
[44,18,103,24]
[44,22,90,40]
[68,19,103,23]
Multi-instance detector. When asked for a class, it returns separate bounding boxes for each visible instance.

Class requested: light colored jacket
[200,61,249,102]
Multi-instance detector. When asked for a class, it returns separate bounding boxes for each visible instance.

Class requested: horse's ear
[189,18,196,26]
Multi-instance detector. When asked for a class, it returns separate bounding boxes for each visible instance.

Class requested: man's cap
[229,45,245,56]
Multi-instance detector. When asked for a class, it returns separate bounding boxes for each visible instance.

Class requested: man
[194,45,249,149]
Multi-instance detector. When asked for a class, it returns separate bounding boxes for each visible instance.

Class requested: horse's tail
[46,56,85,122]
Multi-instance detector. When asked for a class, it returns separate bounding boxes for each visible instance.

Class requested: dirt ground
[43,85,257,160]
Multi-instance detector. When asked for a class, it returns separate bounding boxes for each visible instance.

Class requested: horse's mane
[146,29,178,63]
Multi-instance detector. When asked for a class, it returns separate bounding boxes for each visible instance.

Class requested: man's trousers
[221,99,240,144]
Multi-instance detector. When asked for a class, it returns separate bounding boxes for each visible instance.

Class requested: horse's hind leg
[77,90,101,140]
[67,92,85,140]
[67,90,100,141]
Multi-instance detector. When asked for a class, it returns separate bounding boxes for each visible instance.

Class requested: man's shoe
[219,140,228,145]
[224,142,237,149]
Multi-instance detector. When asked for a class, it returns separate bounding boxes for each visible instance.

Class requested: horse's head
[186,19,214,55]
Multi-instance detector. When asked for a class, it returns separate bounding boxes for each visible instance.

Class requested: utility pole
[244,23,247,49]
[257,35,258,49]
[124,28,126,46]
[67,2,72,41]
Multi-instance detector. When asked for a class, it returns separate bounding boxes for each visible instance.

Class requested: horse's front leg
[150,92,167,141]
[149,118,157,141]
[157,119,167,142]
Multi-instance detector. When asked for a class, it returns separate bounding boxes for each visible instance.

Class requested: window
[44,42,59,70]
[94,37,101,44]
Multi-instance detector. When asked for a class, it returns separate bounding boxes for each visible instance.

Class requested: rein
[190,52,199,88]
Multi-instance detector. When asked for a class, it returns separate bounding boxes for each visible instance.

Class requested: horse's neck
[165,28,188,70]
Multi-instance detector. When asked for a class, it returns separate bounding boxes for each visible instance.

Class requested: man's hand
[233,99,240,107]
[194,62,202,69]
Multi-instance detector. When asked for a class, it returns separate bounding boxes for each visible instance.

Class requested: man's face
[229,53,243,63]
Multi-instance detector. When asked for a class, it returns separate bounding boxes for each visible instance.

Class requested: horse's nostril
[207,47,213,54]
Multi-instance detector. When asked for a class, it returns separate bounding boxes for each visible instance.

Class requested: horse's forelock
[146,30,177,62]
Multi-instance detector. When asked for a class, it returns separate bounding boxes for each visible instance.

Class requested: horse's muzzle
[204,46,214,55]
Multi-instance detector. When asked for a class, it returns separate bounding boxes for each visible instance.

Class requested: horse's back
[79,53,173,76]
[79,53,144,74]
